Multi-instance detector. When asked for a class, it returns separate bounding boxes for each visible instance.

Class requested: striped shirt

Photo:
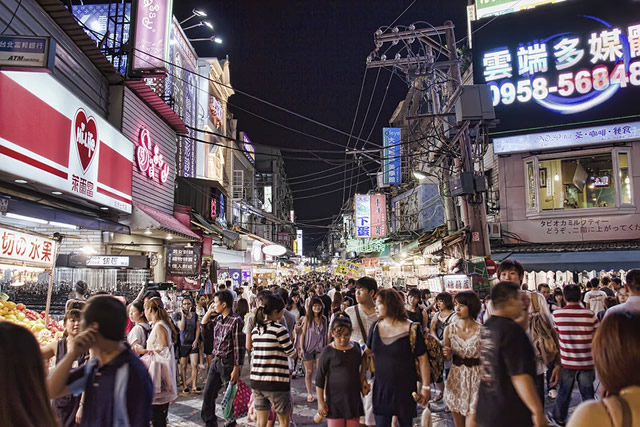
[553,304,599,370]
[250,321,296,391]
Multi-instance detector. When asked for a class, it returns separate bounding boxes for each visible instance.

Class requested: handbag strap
[355,305,368,342]
[602,395,633,427]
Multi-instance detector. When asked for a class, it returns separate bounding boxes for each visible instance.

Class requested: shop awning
[131,202,200,241]
[496,250,640,271]
[191,212,239,241]
[211,246,246,266]
[2,193,129,234]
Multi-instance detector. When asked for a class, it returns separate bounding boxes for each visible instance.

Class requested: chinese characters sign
[443,275,472,292]
[355,194,388,238]
[210,96,223,128]
[166,244,201,276]
[383,128,401,185]
[475,0,566,20]
[0,227,56,268]
[472,1,640,135]
[136,128,169,183]
[0,71,133,213]
[86,256,129,267]
[0,36,54,71]
[132,0,173,72]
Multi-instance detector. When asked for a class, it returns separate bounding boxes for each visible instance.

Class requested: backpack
[529,293,559,366]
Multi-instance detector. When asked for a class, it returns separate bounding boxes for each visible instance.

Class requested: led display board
[472,0,640,135]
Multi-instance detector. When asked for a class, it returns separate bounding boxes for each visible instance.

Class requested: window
[232,170,244,199]
[525,149,633,213]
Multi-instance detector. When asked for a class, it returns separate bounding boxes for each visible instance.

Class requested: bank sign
[0,71,133,212]
[472,0,640,135]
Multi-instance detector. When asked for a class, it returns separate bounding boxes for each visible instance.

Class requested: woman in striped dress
[249,293,297,427]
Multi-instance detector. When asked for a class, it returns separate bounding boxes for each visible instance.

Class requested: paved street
[167,363,587,426]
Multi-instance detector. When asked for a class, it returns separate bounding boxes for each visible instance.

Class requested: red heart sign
[74,109,98,174]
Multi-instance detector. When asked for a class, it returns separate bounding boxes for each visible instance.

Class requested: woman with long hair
[331,291,343,315]
[429,292,456,403]
[550,288,566,312]
[365,288,430,427]
[407,288,429,330]
[41,309,88,426]
[249,293,297,427]
[299,295,328,402]
[288,291,306,322]
[0,322,60,427]
[143,297,178,427]
[442,291,482,427]
[127,300,150,356]
[567,311,640,426]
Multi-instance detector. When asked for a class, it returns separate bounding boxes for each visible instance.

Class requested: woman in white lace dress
[442,291,482,427]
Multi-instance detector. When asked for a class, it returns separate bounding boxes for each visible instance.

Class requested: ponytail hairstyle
[144,297,178,345]
[256,293,285,332]
[128,300,147,323]
[330,312,353,336]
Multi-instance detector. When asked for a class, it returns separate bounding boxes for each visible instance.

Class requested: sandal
[432,393,443,402]
[183,387,191,394]
[307,395,316,403]
[195,387,202,393]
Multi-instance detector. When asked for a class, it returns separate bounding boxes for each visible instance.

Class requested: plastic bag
[221,382,238,419]
[233,379,251,418]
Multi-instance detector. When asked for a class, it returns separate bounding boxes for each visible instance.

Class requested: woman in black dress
[365,288,430,427]
[315,313,365,427]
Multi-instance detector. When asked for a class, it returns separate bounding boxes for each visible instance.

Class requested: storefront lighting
[588,184,595,189]
[5,213,48,224]
[51,191,63,195]
[166,234,173,240]
[180,9,207,25]
[49,221,77,230]
[14,179,28,184]
[214,37,223,44]
[10,281,25,287]
[554,174,560,181]
[100,207,109,211]
[81,245,97,255]
[625,177,631,184]
[412,170,428,180]
[144,229,153,235]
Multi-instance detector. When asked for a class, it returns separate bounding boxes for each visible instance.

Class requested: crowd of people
[1,265,639,427]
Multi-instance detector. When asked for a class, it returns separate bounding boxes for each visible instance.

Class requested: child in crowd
[316,313,366,427]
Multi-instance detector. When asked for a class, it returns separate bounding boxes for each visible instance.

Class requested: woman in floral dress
[442,291,482,427]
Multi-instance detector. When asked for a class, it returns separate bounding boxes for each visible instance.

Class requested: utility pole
[365,20,491,258]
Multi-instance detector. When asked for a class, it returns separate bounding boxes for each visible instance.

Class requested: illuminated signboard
[136,128,169,184]
[131,0,173,72]
[296,229,303,256]
[210,96,223,128]
[241,132,256,163]
[0,71,133,213]
[0,36,55,72]
[472,0,640,135]
[0,226,56,268]
[355,194,388,238]
[475,0,566,20]
[383,128,401,185]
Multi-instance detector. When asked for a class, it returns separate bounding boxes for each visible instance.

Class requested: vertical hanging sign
[355,195,371,238]
[383,128,401,185]
[370,194,387,238]
[131,0,174,73]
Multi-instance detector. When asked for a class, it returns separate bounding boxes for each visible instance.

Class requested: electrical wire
[1,0,23,35]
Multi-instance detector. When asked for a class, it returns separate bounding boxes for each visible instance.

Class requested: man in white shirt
[345,277,378,427]
[584,281,607,313]
[606,269,640,317]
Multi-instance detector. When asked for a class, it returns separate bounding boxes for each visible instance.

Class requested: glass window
[618,152,632,205]
[526,162,536,210]
[538,153,615,211]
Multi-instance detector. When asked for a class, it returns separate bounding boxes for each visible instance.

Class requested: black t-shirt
[601,287,615,297]
[476,316,537,427]
[320,294,332,318]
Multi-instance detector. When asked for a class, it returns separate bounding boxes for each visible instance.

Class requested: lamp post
[180,9,207,25]
[182,20,213,31]
[188,36,223,44]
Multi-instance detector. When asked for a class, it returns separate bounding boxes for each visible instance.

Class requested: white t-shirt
[345,304,378,347]
[584,289,607,313]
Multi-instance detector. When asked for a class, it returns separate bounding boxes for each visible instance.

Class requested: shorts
[361,378,375,426]
[179,344,198,359]
[303,350,321,361]
[252,389,292,414]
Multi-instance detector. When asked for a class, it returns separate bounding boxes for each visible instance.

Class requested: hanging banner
[166,244,201,276]
[370,194,387,238]
[383,128,401,185]
[0,226,56,268]
[335,259,363,277]
[296,229,303,256]
[131,0,173,73]
[355,195,371,238]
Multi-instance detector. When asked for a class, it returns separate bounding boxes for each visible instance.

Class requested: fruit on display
[0,300,63,345]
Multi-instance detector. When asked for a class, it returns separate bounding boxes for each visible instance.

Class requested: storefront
[472,1,640,275]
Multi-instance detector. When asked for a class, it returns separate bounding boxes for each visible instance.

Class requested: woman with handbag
[142,298,178,427]
[365,288,430,427]
[567,310,640,427]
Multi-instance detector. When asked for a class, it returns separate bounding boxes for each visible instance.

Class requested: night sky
[175,1,468,250]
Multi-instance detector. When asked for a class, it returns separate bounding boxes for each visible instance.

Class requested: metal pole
[44,239,60,327]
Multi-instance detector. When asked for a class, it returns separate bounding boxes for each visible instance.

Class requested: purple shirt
[208,313,244,366]
[67,346,153,427]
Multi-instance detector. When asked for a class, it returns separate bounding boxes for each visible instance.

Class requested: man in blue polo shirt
[47,295,153,426]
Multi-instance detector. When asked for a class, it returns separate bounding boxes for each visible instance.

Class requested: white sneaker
[549,389,558,399]
[198,364,205,370]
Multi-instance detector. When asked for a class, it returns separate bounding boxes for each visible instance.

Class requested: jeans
[374,414,413,427]
[151,403,169,427]
[201,358,235,427]
[553,368,595,422]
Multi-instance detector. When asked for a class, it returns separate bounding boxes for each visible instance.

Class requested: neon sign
[472,1,640,134]
[136,128,169,184]
[242,133,255,163]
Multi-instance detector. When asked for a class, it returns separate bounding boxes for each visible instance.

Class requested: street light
[182,20,214,31]
[180,9,207,25]
[412,170,428,180]
[188,36,223,44]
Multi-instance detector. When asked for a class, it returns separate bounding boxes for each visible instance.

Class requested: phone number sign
[472,1,640,135]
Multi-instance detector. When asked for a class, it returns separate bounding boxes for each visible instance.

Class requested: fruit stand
[0,225,62,344]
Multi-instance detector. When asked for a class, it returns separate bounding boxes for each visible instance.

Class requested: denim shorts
[252,389,292,414]
[303,350,321,361]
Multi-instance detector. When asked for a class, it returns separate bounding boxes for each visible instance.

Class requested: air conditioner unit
[488,222,502,239]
